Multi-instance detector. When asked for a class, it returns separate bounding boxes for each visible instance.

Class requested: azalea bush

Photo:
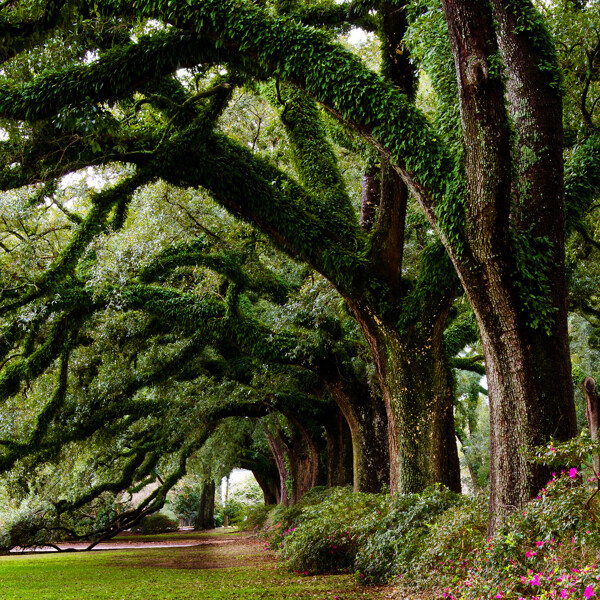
[241,503,274,531]
[443,435,600,600]
[278,487,388,575]
[355,486,464,584]
[400,492,488,590]
[261,487,338,550]
[255,435,600,598]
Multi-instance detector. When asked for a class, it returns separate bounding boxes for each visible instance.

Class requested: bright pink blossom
[530,575,541,586]
[585,586,596,599]
[569,467,578,478]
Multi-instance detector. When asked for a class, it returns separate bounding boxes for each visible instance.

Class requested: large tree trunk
[284,416,322,504]
[195,480,216,530]
[322,404,354,488]
[351,302,461,494]
[318,367,389,493]
[265,427,290,506]
[441,0,577,533]
[253,469,280,505]
[477,308,575,531]
[326,382,389,492]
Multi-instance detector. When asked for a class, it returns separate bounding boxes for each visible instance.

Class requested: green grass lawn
[0,532,394,600]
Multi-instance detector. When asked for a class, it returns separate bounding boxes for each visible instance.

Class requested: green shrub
[278,487,388,575]
[241,503,274,531]
[261,503,304,549]
[451,470,600,600]
[168,484,203,523]
[354,485,463,584]
[131,512,179,534]
[403,492,488,589]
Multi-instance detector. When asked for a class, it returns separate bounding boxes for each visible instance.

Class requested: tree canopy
[1,0,600,543]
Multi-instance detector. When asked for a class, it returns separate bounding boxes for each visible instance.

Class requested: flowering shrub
[442,436,600,599]
[402,492,488,590]
[278,487,388,574]
[355,485,464,584]
[261,504,304,550]
[255,435,600,599]
[241,503,274,531]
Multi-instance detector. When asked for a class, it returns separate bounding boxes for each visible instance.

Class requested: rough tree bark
[195,480,216,530]
[441,0,577,532]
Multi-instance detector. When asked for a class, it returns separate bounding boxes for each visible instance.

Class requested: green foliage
[131,512,179,534]
[403,493,488,589]
[450,472,600,600]
[169,483,202,522]
[278,487,387,575]
[241,503,274,531]
[216,499,246,527]
[251,467,600,598]
[354,486,463,584]
[511,231,557,333]
[0,499,54,552]
[260,486,462,582]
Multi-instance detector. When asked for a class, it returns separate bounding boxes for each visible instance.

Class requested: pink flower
[569,467,578,479]
[526,550,538,558]
[535,541,544,547]
[530,575,541,586]
[585,586,596,599]
[560,590,570,598]
[495,594,503,599]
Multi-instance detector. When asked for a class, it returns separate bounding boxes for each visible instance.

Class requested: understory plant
[255,434,600,599]
[277,487,388,575]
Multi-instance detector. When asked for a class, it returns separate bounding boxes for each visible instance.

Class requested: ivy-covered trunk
[351,302,461,494]
[441,0,577,533]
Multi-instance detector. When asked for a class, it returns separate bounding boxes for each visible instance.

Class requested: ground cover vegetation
[2,0,600,597]
[253,436,600,599]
